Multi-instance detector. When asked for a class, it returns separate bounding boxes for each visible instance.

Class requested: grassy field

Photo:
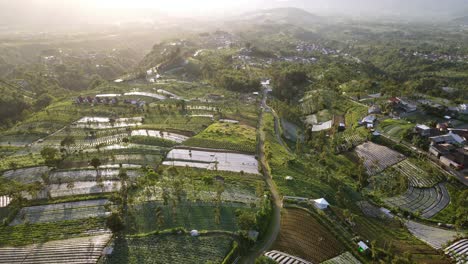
[183,122,257,153]
[273,208,345,263]
[102,233,233,264]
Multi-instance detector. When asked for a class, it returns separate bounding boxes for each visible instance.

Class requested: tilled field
[272,208,345,263]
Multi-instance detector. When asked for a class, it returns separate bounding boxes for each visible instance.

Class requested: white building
[314,198,330,210]
[458,104,468,114]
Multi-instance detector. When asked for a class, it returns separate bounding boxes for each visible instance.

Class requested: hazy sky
[0,0,467,30]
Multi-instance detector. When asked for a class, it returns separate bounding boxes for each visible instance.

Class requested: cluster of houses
[428,130,467,170]
[388,97,418,114]
[295,42,340,55]
[400,50,468,63]
[414,124,467,170]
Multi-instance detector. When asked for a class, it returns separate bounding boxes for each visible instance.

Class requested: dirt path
[239,87,282,264]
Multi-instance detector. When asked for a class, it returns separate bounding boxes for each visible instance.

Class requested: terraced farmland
[272,208,345,263]
[102,234,233,264]
[129,201,251,233]
[74,117,143,129]
[10,199,111,225]
[352,215,451,263]
[131,129,188,143]
[445,239,468,263]
[49,169,140,183]
[405,220,459,250]
[31,181,121,199]
[0,234,111,264]
[183,122,257,153]
[163,148,259,174]
[2,166,50,183]
[392,159,443,188]
[355,142,406,175]
[384,183,450,218]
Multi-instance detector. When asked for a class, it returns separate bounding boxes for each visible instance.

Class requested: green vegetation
[0,217,106,247]
[101,233,234,264]
[377,119,415,140]
[128,202,253,233]
[184,122,257,153]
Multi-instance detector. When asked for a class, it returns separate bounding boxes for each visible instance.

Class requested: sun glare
[94,0,244,12]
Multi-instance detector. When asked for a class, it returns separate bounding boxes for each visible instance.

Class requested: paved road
[239,87,282,264]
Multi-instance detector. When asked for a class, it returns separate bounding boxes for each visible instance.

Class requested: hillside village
[0,5,467,264]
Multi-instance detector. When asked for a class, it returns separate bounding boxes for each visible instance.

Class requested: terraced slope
[384,183,450,218]
[393,160,442,188]
[0,234,111,264]
[445,239,468,263]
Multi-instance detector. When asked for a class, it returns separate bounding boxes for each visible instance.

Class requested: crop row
[101,234,233,264]
[384,183,450,218]
[273,208,344,263]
